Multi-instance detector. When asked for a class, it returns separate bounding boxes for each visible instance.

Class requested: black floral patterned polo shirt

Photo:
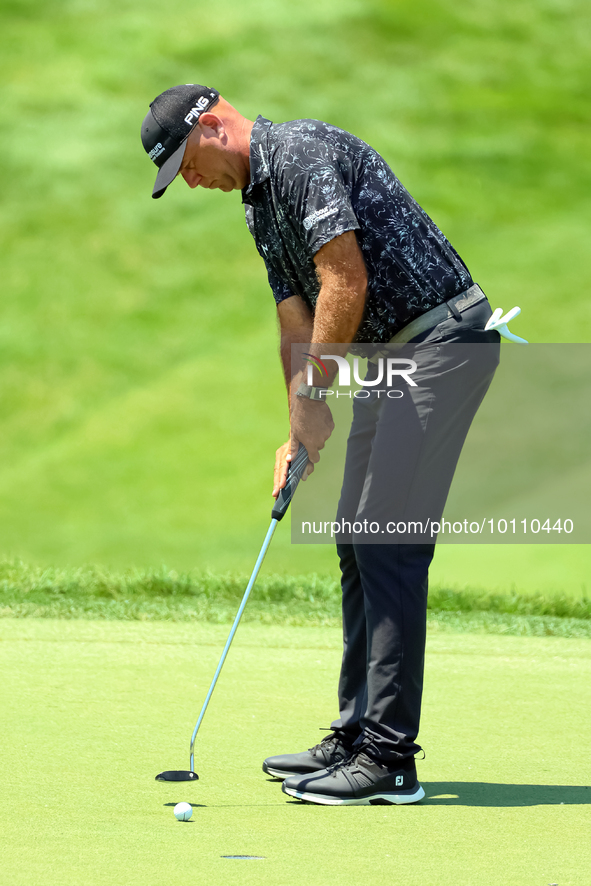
[242,115,473,344]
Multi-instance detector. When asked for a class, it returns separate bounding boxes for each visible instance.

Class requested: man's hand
[272,407,332,498]
[273,441,291,499]
[290,386,334,464]
[273,440,314,499]
[272,382,334,498]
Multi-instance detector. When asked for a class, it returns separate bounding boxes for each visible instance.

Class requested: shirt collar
[243,115,273,199]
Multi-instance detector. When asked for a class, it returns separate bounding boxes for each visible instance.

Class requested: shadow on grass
[423,782,591,806]
[161,785,591,808]
[163,801,286,808]
[163,802,207,808]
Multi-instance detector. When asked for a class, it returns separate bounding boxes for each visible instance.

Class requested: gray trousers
[331,299,500,761]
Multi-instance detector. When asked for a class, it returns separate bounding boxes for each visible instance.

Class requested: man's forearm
[281,282,363,395]
[305,282,366,386]
[280,327,312,409]
[277,296,315,409]
[312,274,366,345]
[305,232,367,387]
[276,231,367,396]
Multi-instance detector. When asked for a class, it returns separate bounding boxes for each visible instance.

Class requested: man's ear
[198,113,225,139]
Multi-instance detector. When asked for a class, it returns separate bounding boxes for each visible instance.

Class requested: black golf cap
[141,85,220,199]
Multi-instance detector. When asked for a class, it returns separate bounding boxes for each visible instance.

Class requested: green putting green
[1,618,589,886]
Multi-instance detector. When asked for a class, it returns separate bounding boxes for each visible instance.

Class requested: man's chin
[205,180,235,192]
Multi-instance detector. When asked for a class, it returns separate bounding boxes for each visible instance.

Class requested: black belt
[368,284,486,361]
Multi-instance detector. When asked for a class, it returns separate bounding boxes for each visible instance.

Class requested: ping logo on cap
[184,96,211,126]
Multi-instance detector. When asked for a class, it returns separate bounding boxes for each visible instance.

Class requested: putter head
[155,770,199,783]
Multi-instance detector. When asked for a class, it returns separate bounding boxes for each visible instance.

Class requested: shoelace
[326,737,376,777]
[308,731,340,758]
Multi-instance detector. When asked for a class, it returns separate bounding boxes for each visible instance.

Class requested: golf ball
[173,802,193,821]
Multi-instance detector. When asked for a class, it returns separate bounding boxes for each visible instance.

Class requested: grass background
[1,0,590,591]
[2,560,591,638]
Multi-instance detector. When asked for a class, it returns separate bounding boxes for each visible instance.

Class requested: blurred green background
[1,0,590,592]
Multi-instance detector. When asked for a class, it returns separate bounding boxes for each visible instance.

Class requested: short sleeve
[266,263,294,305]
[276,137,360,255]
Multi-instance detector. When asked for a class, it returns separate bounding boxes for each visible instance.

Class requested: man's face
[178,119,243,192]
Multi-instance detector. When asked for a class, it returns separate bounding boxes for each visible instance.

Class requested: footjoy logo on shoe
[395,775,404,787]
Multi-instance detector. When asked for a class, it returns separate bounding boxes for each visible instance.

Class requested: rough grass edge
[1,561,590,637]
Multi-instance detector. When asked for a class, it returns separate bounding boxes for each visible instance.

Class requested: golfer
[141,84,500,806]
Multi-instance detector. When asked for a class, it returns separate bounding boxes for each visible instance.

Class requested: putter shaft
[188,518,279,771]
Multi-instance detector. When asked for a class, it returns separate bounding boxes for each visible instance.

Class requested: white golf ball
[173,802,193,821]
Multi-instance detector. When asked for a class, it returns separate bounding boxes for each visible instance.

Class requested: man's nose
[181,169,202,189]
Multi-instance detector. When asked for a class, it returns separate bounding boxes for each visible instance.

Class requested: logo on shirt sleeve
[303,203,340,231]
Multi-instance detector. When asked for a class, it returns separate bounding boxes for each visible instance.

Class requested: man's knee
[351,542,435,574]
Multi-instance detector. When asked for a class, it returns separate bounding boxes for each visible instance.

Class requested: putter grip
[271,445,309,521]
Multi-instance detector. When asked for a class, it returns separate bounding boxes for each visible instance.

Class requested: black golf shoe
[262,730,355,779]
[281,750,425,805]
